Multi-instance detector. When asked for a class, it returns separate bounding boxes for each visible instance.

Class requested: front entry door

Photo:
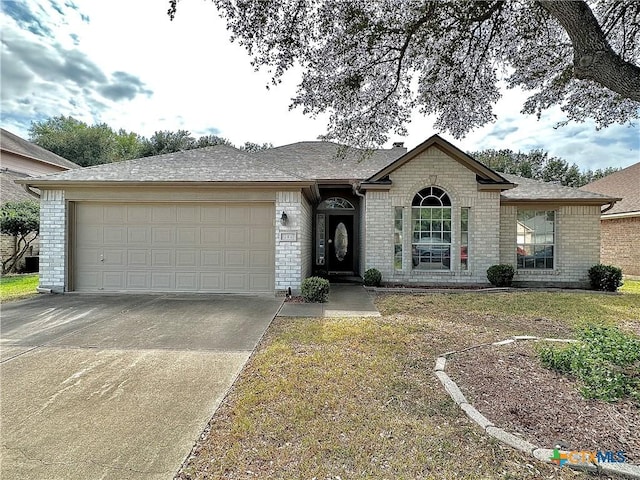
[328,215,354,274]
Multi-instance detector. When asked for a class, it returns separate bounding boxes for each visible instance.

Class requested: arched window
[411,187,452,270]
[318,197,355,210]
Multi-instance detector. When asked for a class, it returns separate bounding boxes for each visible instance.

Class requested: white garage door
[73,203,275,293]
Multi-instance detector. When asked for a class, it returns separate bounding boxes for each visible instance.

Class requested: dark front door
[328,215,354,274]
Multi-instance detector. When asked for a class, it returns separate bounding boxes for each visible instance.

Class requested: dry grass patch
[174,289,638,479]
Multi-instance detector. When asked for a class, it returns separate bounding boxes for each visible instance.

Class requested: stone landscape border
[434,336,640,479]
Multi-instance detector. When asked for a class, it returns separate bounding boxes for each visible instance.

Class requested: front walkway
[278,284,380,317]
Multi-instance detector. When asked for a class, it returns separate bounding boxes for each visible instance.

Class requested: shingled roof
[1,171,35,202]
[500,173,618,205]
[252,141,405,180]
[1,128,80,170]
[19,145,309,185]
[579,162,640,215]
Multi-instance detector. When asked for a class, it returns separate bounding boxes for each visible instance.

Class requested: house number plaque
[280,232,297,242]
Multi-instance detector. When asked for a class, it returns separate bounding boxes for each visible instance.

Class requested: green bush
[588,264,623,292]
[301,276,330,303]
[486,264,515,287]
[363,268,382,287]
[537,324,640,404]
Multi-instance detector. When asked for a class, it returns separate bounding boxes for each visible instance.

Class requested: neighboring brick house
[581,162,640,277]
[1,129,79,272]
[18,134,617,294]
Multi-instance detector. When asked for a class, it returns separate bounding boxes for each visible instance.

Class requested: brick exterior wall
[500,204,602,287]
[600,216,640,276]
[275,191,312,293]
[39,190,66,291]
[365,146,500,285]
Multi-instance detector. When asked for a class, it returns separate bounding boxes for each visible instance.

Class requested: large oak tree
[169,1,640,146]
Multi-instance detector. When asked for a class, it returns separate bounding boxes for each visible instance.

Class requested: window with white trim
[516,210,555,269]
[411,187,452,270]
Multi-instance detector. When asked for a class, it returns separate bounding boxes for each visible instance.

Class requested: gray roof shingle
[579,162,640,215]
[23,145,308,183]
[1,171,35,203]
[1,129,80,170]
[252,141,405,180]
[501,173,618,203]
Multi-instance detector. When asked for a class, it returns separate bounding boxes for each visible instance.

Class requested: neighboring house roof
[18,145,311,185]
[579,162,640,216]
[1,128,80,170]
[500,173,619,205]
[365,134,514,189]
[251,141,405,181]
[1,170,36,202]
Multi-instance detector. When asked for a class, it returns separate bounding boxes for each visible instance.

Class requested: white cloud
[2,0,638,172]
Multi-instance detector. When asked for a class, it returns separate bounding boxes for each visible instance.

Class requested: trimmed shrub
[486,264,515,287]
[363,268,382,287]
[588,264,623,292]
[301,276,330,303]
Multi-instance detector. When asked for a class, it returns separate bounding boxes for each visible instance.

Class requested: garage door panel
[152,227,175,244]
[77,225,101,244]
[226,206,251,225]
[103,226,125,244]
[127,250,148,266]
[151,205,176,223]
[226,227,247,245]
[127,227,149,244]
[102,250,125,266]
[103,272,125,289]
[74,202,274,293]
[177,205,198,223]
[224,273,248,291]
[176,273,198,290]
[201,251,221,267]
[201,227,222,244]
[103,205,125,224]
[201,205,225,223]
[251,274,272,291]
[251,227,272,245]
[250,251,271,269]
[127,206,150,223]
[151,272,173,289]
[177,227,197,245]
[201,273,222,290]
[225,251,247,267]
[151,250,173,267]
[176,250,198,267]
[127,272,150,289]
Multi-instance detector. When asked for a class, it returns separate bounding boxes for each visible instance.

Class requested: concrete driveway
[1,293,282,480]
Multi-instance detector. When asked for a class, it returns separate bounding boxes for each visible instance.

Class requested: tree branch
[538,0,640,101]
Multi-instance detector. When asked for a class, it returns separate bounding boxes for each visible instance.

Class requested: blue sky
[1,0,638,171]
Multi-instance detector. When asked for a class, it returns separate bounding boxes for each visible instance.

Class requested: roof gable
[365,134,513,188]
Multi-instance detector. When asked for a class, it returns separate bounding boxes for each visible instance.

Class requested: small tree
[1,201,40,274]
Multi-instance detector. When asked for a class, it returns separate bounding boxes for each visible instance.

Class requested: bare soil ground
[446,341,639,464]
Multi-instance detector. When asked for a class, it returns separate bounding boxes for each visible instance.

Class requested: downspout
[601,201,617,214]
[23,184,41,199]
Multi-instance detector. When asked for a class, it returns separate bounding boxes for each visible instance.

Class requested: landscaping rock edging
[434,336,640,480]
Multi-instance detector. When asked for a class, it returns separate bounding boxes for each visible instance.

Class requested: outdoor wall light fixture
[280,211,288,225]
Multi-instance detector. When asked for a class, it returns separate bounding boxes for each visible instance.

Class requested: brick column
[39,190,66,292]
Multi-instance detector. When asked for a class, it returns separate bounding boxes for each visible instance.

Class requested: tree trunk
[539,1,640,101]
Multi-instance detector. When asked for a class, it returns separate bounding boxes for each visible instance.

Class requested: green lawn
[621,278,640,294]
[0,274,39,302]
[177,289,640,479]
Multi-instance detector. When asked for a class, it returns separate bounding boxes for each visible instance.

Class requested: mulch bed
[446,341,639,464]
